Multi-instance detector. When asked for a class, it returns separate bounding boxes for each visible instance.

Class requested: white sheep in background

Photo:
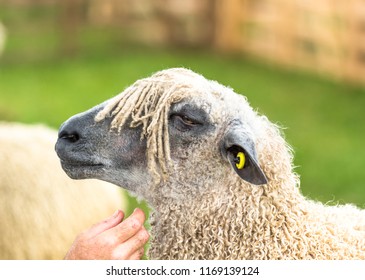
[56,68,365,259]
[0,122,128,260]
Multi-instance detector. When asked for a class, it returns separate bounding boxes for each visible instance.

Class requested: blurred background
[0,0,365,213]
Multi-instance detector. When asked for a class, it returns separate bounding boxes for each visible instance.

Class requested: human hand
[64,208,149,260]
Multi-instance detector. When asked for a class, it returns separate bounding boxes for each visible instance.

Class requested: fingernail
[133,208,140,214]
[112,209,120,218]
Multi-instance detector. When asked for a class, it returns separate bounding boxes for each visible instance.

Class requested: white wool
[70,68,365,259]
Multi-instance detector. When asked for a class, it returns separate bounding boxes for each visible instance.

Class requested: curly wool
[98,68,365,259]
[149,112,365,259]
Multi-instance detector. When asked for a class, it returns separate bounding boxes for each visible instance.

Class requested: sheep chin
[60,160,105,180]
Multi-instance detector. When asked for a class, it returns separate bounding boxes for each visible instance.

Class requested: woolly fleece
[62,68,365,259]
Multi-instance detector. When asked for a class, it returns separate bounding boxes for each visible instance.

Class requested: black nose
[59,130,80,143]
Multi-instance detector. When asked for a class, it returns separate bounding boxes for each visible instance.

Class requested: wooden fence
[2,0,365,84]
[86,0,365,83]
[214,0,365,84]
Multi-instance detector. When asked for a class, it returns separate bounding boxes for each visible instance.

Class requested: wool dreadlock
[95,71,193,182]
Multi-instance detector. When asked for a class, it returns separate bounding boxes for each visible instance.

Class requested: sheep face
[55,101,150,192]
[55,68,267,203]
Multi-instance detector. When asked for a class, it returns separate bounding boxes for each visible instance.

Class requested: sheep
[0,122,128,260]
[55,68,365,260]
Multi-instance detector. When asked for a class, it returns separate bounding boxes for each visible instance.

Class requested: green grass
[1,47,365,211]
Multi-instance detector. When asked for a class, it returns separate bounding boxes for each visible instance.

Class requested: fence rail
[1,0,365,84]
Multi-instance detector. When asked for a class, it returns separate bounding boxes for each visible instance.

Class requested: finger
[128,247,145,260]
[85,209,124,238]
[128,208,146,225]
[112,227,149,259]
[111,208,146,243]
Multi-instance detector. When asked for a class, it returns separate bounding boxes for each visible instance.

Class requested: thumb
[86,209,125,238]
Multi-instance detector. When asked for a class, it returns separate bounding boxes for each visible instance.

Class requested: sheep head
[55,68,268,204]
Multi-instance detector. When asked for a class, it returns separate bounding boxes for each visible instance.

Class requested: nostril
[59,131,80,143]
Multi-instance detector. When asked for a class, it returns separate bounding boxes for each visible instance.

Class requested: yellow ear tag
[235,152,245,169]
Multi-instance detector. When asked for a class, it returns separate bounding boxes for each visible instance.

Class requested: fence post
[214,0,243,51]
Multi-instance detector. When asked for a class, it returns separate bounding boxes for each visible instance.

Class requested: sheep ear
[222,126,268,185]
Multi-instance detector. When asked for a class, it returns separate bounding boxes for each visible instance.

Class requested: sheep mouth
[61,160,104,168]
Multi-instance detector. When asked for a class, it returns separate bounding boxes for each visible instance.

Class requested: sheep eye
[170,114,202,131]
[180,115,198,126]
